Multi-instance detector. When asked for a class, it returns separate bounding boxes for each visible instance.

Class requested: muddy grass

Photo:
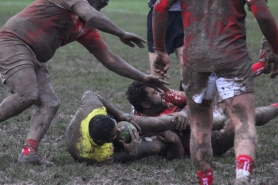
[1,0,278,184]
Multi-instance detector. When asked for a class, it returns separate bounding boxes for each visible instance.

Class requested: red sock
[271,103,278,107]
[21,139,38,155]
[197,169,213,185]
[235,155,254,179]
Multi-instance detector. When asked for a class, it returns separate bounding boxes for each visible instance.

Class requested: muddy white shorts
[183,60,254,104]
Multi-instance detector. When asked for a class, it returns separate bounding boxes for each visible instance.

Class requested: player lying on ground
[125,81,278,158]
[66,85,278,164]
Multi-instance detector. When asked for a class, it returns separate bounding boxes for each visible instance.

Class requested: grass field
[0,0,278,184]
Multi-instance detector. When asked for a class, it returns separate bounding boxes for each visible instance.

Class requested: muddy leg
[211,119,235,156]
[255,105,278,126]
[224,93,257,158]
[187,98,214,171]
[26,69,60,143]
[0,68,38,122]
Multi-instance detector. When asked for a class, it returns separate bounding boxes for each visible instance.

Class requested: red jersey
[136,90,187,116]
[153,0,278,72]
[135,89,190,155]
[159,90,187,115]
[0,0,107,63]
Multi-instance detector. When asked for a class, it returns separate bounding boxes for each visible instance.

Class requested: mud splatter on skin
[231,102,257,151]
[188,98,213,171]
[190,132,213,171]
[232,103,249,133]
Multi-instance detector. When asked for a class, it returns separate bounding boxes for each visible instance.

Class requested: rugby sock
[235,155,254,180]
[21,139,38,155]
[197,169,213,185]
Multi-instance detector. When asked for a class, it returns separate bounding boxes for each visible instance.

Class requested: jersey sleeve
[77,29,108,53]
[163,90,187,108]
[48,0,89,11]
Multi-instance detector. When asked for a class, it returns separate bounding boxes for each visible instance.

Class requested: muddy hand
[143,75,169,92]
[120,113,142,133]
[153,50,170,78]
[119,32,146,48]
[119,129,141,157]
[267,52,278,78]
[171,111,190,130]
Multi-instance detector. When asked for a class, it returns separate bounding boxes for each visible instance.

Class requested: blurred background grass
[0,0,278,184]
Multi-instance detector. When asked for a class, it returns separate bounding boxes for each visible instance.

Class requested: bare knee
[17,88,39,106]
[45,95,60,111]
[39,94,60,112]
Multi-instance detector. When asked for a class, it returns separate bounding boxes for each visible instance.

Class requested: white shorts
[192,73,248,104]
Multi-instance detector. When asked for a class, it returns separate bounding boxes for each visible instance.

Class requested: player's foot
[233,177,250,185]
[18,152,52,166]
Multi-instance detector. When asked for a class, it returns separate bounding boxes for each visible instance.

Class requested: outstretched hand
[142,75,170,92]
[119,32,146,48]
[153,50,171,78]
[265,52,278,78]
[118,129,141,157]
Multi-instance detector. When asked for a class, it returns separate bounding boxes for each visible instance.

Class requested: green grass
[0,0,278,184]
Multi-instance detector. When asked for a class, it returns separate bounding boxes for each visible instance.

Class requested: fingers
[156,133,165,142]
[270,62,278,78]
[129,129,139,141]
[265,52,278,78]
[134,38,146,48]
[125,42,135,48]
[130,120,142,133]
[158,78,170,85]
[118,140,126,147]
[154,69,168,78]
[163,63,170,72]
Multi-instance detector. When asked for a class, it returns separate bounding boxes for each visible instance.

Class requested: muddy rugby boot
[18,152,53,166]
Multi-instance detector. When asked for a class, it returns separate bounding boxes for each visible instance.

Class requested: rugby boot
[18,152,53,166]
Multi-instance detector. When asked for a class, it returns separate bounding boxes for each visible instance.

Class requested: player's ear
[96,140,106,145]
[141,101,150,109]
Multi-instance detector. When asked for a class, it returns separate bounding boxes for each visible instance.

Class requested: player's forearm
[72,2,125,38]
[95,94,123,120]
[152,0,169,51]
[86,13,125,37]
[114,139,168,162]
[100,51,146,82]
[130,115,176,136]
[113,152,137,162]
[250,1,278,54]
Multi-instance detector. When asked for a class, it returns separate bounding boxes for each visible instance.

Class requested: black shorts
[147,8,184,54]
